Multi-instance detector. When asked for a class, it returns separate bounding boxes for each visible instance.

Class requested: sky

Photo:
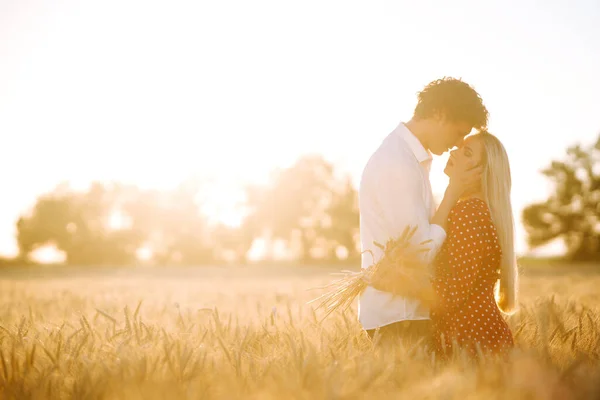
[1,0,599,258]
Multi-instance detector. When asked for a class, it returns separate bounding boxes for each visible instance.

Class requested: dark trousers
[365,320,432,347]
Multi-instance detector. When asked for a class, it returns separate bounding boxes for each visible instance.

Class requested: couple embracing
[358,77,518,359]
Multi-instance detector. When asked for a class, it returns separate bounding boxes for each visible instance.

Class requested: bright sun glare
[0,0,598,259]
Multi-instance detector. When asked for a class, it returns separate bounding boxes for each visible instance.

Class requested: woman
[430,130,518,359]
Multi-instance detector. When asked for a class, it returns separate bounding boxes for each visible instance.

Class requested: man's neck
[404,118,429,152]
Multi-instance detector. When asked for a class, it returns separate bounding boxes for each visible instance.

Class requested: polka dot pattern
[430,198,514,359]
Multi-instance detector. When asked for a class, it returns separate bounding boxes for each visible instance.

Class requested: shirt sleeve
[432,201,491,314]
[372,157,447,264]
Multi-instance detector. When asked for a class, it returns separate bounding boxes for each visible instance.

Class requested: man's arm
[364,153,479,265]
[373,159,451,264]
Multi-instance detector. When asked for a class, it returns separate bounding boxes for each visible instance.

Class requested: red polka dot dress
[431,198,513,359]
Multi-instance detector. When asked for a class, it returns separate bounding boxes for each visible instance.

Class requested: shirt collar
[393,122,432,164]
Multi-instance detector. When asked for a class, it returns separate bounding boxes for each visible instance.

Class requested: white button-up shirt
[357,122,447,330]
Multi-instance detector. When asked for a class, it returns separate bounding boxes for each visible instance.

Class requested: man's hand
[432,161,482,232]
[447,162,483,198]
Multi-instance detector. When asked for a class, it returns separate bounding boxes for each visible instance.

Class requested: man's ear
[432,111,447,124]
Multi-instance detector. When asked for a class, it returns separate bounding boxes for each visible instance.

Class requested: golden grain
[0,265,598,399]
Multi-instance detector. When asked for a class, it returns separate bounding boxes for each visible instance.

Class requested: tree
[243,155,359,262]
[318,176,360,260]
[129,182,216,266]
[16,180,219,266]
[16,182,144,265]
[210,222,255,263]
[522,134,600,260]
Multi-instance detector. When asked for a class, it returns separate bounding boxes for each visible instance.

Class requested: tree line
[13,155,359,266]
[5,133,600,266]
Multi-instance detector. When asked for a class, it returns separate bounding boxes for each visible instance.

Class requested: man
[358,77,489,343]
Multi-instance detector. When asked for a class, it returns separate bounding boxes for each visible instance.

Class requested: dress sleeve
[432,200,493,314]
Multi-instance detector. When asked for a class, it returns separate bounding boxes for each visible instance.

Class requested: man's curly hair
[414,77,489,129]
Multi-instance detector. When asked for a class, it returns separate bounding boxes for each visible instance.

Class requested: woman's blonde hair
[477,131,518,314]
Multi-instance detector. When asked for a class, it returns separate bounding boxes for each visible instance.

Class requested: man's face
[428,118,473,156]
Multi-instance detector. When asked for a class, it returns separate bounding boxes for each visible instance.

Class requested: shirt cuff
[429,223,447,250]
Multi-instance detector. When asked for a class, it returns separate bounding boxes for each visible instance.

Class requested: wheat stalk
[308,226,435,320]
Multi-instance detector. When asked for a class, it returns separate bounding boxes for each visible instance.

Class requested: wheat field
[0,262,599,399]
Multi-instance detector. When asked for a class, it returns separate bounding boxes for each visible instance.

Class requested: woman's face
[444,135,484,177]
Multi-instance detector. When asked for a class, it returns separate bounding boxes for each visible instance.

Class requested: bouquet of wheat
[309,226,436,320]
